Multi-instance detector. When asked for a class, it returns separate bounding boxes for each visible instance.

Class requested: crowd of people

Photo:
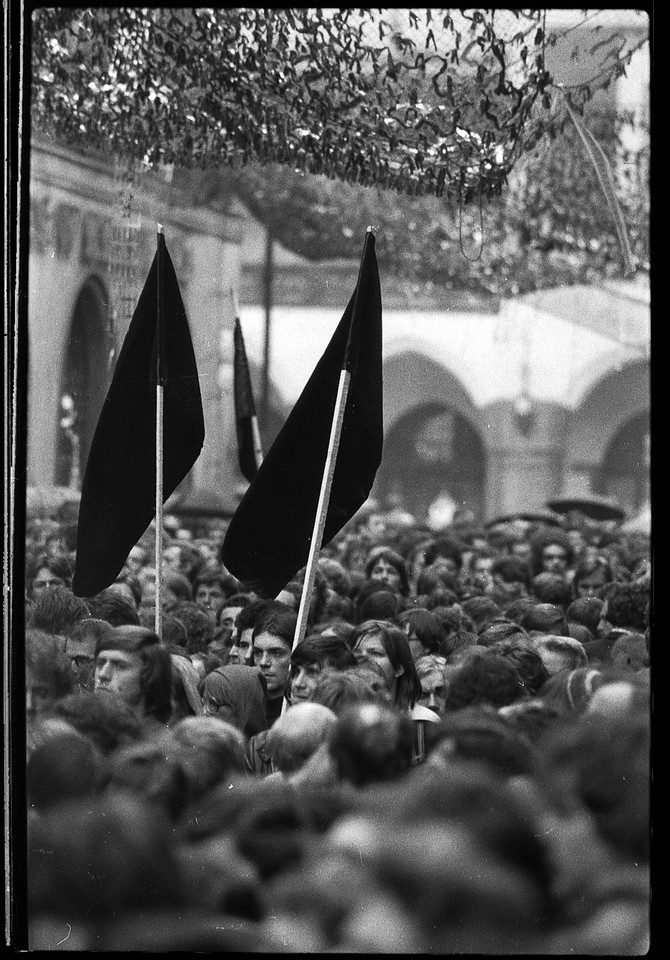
[21,495,651,952]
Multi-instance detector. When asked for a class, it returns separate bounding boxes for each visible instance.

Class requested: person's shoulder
[409,703,441,723]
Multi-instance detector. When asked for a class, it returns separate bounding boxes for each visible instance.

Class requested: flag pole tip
[366,225,374,233]
[157,223,164,234]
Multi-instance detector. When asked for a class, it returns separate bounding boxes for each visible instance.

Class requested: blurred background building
[25,9,650,528]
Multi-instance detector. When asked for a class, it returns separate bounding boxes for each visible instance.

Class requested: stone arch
[375,351,486,522]
[55,276,113,486]
[563,359,649,516]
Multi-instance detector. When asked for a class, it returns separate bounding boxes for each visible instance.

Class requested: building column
[483,399,569,520]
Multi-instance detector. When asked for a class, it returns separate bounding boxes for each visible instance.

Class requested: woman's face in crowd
[369,558,402,591]
[354,630,403,692]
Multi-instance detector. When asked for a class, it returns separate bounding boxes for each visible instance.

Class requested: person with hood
[201,663,268,740]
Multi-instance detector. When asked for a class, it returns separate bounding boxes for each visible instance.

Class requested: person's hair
[364,546,410,596]
[191,568,240,601]
[27,730,104,811]
[422,536,464,570]
[477,617,531,648]
[428,705,535,777]
[424,586,460,609]
[533,634,588,673]
[490,556,531,587]
[539,666,604,715]
[567,621,594,646]
[416,564,460,596]
[460,596,501,632]
[98,625,174,723]
[113,573,143,608]
[266,703,338,774]
[438,626,479,660]
[329,702,415,786]
[485,637,550,696]
[566,596,604,634]
[356,586,404,623]
[85,588,141,627]
[349,620,421,710]
[317,557,353,598]
[520,603,569,636]
[26,552,74,595]
[291,632,357,672]
[215,592,254,625]
[601,579,650,631]
[106,735,191,821]
[320,592,356,623]
[165,600,214,654]
[251,603,298,647]
[528,528,574,576]
[27,586,91,636]
[170,716,248,800]
[443,653,526,712]
[309,667,389,714]
[394,608,446,655]
[503,595,538,625]
[26,629,76,699]
[572,555,615,596]
[162,569,193,602]
[430,604,477,637]
[415,653,448,685]
[530,572,573,608]
[51,691,144,755]
[234,598,276,640]
[160,613,189,647]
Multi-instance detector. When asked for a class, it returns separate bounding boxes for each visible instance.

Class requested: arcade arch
[55,277,112,487]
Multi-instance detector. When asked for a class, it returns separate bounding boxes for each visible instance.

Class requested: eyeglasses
[33,578,64,589]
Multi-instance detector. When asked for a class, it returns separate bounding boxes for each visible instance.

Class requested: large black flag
[222,230,382,598]
[234,316,262,483]
[72,233,205,597]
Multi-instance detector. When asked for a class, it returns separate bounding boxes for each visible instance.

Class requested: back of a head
[602,579,650,632]
[520,603,568,637]
[530,572,572,608]
[461,596,501,632]
[267,702,338,774]
[27,586,91,636]
[533,634,588,676]
[309,667,389,714]
[27,730,104,811]
[52,690,144,755]
[329,702,414,786]
[291,632,358,672]
[566,596,604,634]
[357,588,404,623]
[85,587,141,626]
[477,617,530,648]
[443,654,526,712]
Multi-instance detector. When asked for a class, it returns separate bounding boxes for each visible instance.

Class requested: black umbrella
[545,496,626,523]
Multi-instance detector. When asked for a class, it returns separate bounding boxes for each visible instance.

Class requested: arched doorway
[55,277,112,487]
[594,411,650,515]
[378,401,487,523]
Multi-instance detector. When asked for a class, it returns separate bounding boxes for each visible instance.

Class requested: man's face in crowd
[26,670,59,720]
[32,566,65,595]
[369,558,402,591]
[229,626,254,665]
[541,544,569,574]
[289,662,321,704]
[126,546,147,576]
[94,649,143,707]
[65,634,97,691]
[218,605,244,641]
[195,582,225,617]
[253,631,292,699]
[416,666,447,715]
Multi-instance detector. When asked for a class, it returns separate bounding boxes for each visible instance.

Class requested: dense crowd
[22,496,651,952]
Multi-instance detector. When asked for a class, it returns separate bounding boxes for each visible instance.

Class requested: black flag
[72,234,205,597]
[222,231,382,598]
[234,316,262,482]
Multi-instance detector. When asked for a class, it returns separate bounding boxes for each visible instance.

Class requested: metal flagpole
[154,224,165,639]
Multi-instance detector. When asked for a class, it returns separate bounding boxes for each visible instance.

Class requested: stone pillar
[483,399,569,520]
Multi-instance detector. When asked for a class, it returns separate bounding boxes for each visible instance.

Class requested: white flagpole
[280,227,374,716]
[154,224,165,639]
